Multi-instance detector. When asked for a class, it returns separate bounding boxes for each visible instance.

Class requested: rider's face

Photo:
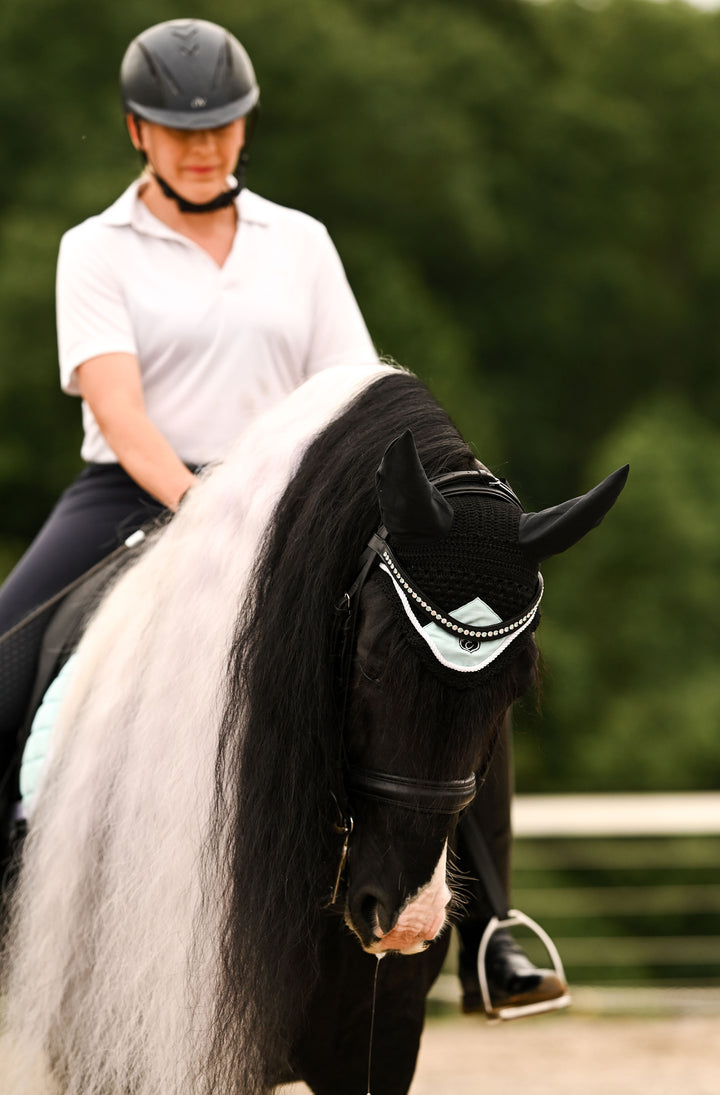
[127,116,247,204]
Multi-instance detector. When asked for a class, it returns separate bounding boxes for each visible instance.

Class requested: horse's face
[338,430,628,955]
[342,575,538,954]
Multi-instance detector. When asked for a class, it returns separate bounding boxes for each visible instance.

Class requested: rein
[330,466,530,903]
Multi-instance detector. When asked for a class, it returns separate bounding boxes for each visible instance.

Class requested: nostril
[351,886,398,938]
[360,894,379,934]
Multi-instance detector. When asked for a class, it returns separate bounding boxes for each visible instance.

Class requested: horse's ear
[376,430,454,537]
[518,465,629,562]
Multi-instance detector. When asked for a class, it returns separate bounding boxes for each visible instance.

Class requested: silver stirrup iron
[478,909,571,1022]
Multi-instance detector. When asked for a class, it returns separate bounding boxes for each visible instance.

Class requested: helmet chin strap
[151,154,247,213]
[134,120,248,214]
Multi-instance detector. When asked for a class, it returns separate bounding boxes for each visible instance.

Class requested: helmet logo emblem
[172,26,200,57]
[191,97,207,108]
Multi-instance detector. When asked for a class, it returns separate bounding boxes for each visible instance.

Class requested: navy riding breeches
[0,464,167,770]
[0,464,167,636]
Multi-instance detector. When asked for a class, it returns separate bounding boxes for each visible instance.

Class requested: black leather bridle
[329,466,534,903]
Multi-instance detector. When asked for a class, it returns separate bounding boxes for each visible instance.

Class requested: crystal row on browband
[368,534,544,642]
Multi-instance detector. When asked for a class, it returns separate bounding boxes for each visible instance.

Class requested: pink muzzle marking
[368,844,450,955]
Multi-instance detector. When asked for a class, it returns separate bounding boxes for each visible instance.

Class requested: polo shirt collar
[97,179,272,234]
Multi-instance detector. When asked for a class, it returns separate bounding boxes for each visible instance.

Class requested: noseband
[330,467,530,901]
[346,768,478,814]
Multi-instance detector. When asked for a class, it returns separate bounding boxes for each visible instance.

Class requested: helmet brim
[126,87,259,130]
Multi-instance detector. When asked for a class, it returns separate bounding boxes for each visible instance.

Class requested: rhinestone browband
[367,533,544,642]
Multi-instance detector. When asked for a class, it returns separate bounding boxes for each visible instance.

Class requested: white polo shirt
[56,182,378,464]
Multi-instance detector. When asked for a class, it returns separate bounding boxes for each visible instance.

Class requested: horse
[0,363,627,1095]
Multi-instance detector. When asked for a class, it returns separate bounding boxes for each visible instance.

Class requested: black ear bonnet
[377,495,541,687]
[362,430,628,687]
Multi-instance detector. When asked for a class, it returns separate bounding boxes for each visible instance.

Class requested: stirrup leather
[478,909,571,1022]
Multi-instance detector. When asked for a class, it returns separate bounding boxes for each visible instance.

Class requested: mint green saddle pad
[20,653,77,815]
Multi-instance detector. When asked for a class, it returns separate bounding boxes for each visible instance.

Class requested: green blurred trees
[520,397,720,791]
[1,0,720,790]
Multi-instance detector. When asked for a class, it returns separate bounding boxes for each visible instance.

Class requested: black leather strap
[429,469,523,510]
[347,768,477,814]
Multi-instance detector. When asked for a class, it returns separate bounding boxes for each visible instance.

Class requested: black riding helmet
[120,19,260,213]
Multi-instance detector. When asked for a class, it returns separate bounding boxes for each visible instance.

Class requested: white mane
[0,363,394,1095]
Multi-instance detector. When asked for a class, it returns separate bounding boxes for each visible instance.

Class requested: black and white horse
[0,364,627,1095]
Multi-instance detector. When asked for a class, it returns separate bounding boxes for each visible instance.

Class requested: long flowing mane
[0,364,503,1095]
[208,368,489,1091]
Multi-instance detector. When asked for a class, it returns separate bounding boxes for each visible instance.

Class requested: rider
[0,18,564,1018]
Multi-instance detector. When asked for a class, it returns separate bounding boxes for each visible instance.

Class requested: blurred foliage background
[1,0,719,794]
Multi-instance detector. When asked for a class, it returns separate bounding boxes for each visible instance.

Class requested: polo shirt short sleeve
[57,226,138,396]
[56,182,378,465]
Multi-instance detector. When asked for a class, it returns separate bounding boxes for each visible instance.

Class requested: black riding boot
[455,716,567,1015]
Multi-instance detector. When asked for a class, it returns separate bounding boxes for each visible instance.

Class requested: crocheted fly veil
[373,430,628,685]
[373,432,540,685]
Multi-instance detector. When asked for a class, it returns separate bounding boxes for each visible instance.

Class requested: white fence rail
[513,791,720,838]
[507,792,720,993]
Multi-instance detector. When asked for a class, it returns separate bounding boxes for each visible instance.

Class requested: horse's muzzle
[346,843,451,955]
